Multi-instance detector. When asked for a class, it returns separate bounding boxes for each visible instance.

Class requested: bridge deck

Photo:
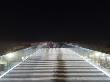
[0,48,110,82]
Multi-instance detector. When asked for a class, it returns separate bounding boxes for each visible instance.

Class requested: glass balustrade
[72,46,110,74]
[0,46,38,76]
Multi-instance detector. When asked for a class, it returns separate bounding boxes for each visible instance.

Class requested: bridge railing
[0,46,38,76]
[72,45,110,74]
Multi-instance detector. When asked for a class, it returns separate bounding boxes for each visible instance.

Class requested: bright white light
[93,51,101,57]
[107,56,110,61]
[5,53,15,60]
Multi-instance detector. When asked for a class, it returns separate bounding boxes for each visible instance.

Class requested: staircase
[0,48,110,82]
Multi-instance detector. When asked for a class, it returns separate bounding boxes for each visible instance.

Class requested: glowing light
[107,56,110,61]
[93,51,101,57]
[5,53,15,59]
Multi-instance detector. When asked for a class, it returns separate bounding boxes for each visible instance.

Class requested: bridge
[0,48,110,82]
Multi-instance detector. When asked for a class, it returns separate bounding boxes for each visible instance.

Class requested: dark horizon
[0,1,110,42]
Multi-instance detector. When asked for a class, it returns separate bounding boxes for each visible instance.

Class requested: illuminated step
[9,69,101,73]
[18,64,92,67]
[14,67,96,69]
[4,73,106,78]
[25,60,85,63]
[0,77,110,82]
[27,59,84,61]
[17,65,93,67]
[11,69,100,71]
[5,73,105,76]
[21,62,88,65]
[21,62,87,64]
[13,68,98,71]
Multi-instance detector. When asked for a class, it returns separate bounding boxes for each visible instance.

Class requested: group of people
[47,42,56,48]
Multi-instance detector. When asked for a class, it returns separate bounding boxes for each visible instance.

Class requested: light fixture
[5,52,15,61]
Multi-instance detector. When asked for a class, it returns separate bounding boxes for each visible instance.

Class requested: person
[49,41,53,48]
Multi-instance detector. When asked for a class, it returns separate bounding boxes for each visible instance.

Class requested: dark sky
[0,1,110,41]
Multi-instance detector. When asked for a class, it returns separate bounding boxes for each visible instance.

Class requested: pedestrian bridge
[0,48,110,82]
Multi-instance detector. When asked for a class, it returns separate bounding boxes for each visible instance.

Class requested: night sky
[0,1,110,42]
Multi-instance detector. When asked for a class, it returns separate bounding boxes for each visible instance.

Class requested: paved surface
[0,48,110,82]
